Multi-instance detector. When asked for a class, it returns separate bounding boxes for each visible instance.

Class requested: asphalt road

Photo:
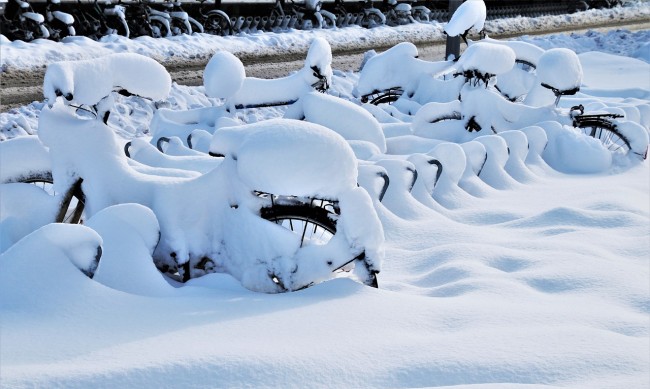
[1,19,648,112]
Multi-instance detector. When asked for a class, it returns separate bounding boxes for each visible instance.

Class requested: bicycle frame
[195,0,231,35]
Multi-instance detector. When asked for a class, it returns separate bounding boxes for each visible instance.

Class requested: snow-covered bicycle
[359,40,649,162]
[2,52,383,293]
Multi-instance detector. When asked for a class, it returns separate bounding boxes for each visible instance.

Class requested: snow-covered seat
[538,49,582,95]
[444,0,487,44]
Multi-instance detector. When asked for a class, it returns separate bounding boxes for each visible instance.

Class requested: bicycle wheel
[321,12,336,29]
[361,12,383,28]
[204,13,232,36]
[412,9,429,23]
[55,178,86,224]
[575,117,632,154]
[149,19,169,38]
[23,19,48,41]
[170,19,190,35]
[261,202,337,247]
[4,173,85,224]
[260,200,378,289]
[369,90,403,105]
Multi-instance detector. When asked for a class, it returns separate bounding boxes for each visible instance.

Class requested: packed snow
[0,5,649,389]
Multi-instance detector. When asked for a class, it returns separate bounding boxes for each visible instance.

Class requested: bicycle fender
[319,9,336,26]
[206,9,230,22]
[366,8,386,24]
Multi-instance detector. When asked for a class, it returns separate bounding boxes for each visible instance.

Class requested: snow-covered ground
[1,4,649,389]
[0,1,648,72]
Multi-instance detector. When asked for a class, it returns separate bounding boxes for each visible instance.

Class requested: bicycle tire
[369,90,402,105]
[575,116,632,155]
[260,201,378,290]
[204,13,232,36]
[23,19,47,41]
[261,202,337,247]
[55,178,86,224]
[412,9,429,23]
[321,13,336,29]
[361,13,383,28]
[170,19,190,35]
[149,19,169,38]
[3,172,85,224]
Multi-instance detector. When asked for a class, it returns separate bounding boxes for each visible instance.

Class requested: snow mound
[87,204,175,297]
[0,183,59,252]
[43,53,171,106]
[444,0,487,37]
[286,91,387,153]
[0,223,102,300]
[228,38,333,108]
[539,121,612,174]
[203,51,246,99]
[357,42,450,96]
[442,42,516,77]
[0,135,51,183]
[483,37,545,68]
[210,118,358,197]
[357,42,418,95]
[537,48,583,92]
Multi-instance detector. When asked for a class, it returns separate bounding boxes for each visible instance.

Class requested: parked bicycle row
[0,0,617,42]
[1,21,647,291]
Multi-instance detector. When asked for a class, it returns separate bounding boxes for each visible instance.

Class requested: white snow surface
[1,7,650,389]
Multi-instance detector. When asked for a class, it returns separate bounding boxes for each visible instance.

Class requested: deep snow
[0,4,649,389]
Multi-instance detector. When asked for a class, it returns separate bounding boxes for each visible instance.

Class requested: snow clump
[444,0,487,37]
[203,51,246,99]
[537,48,583,92]
[210,118,359,197]
[43,53,171,106]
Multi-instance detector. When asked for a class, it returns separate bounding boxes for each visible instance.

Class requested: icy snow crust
[1,9,650,389]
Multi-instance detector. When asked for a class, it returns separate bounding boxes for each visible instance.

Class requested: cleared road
[1,19,648,111]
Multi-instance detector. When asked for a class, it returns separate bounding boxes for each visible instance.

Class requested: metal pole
[445,0,463,61]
